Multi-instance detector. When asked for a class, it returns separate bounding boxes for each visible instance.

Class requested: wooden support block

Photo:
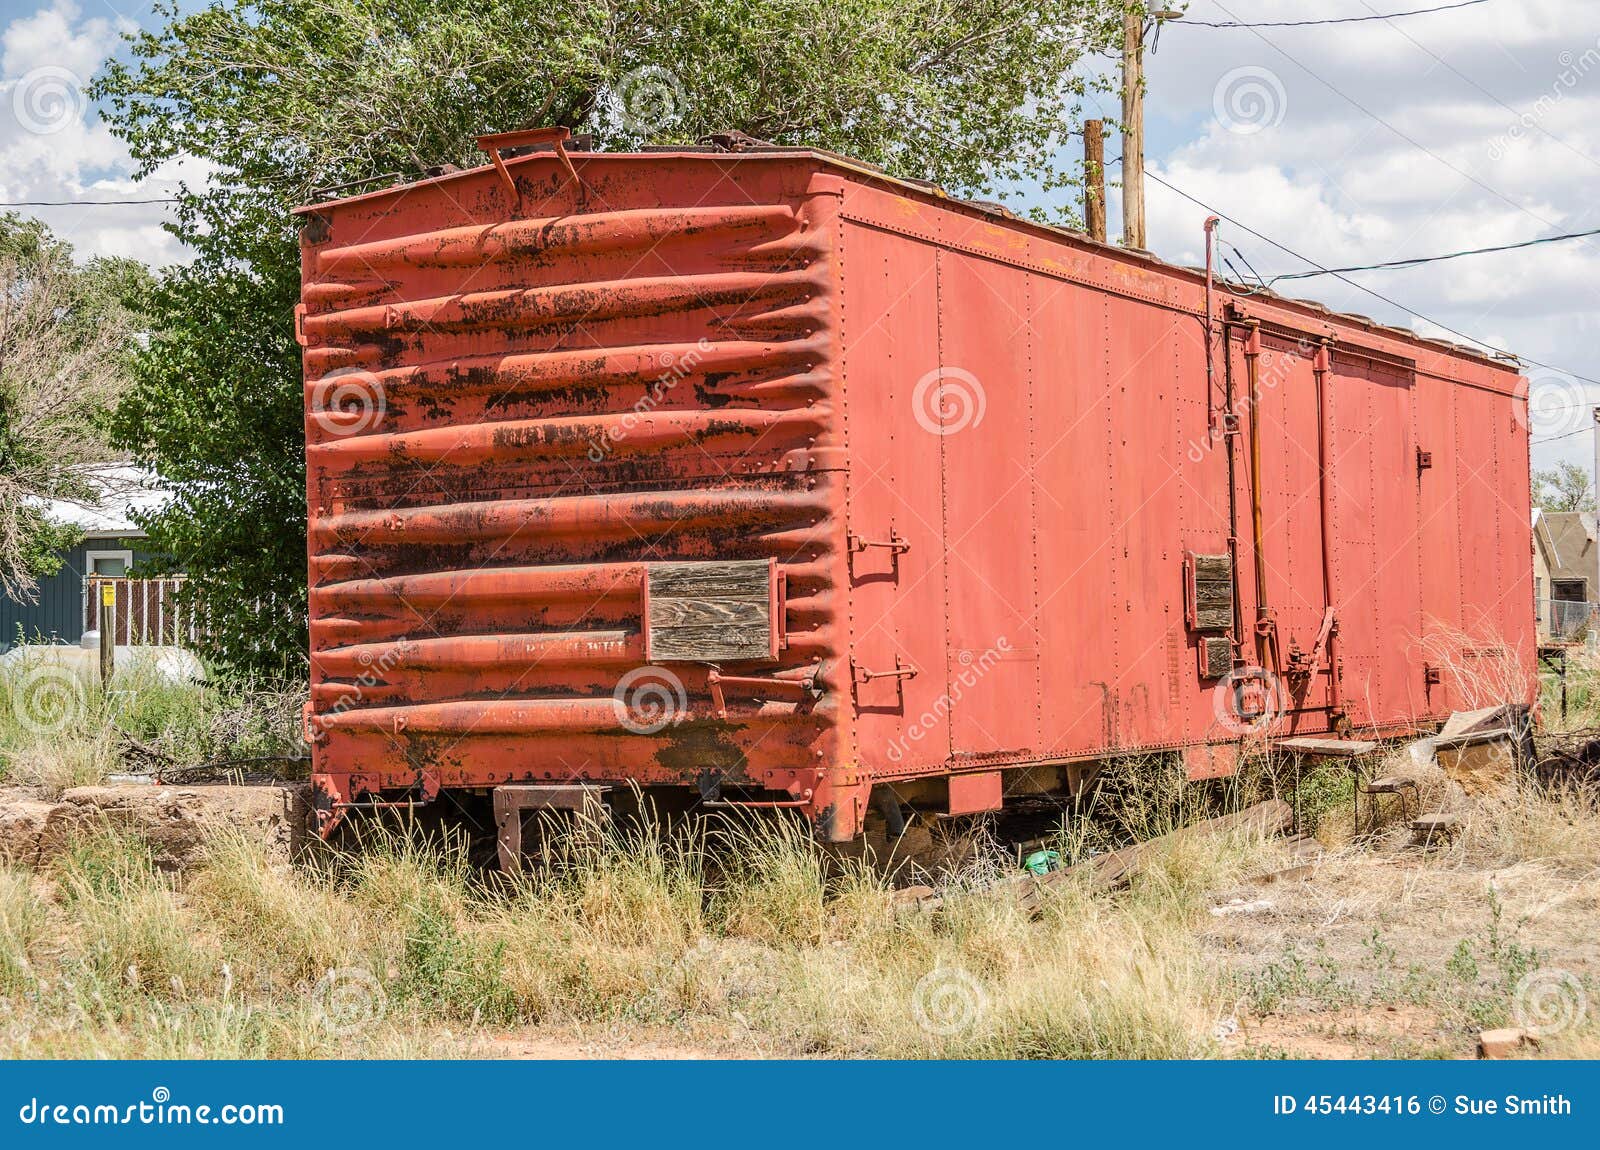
[1363,776,1414,794]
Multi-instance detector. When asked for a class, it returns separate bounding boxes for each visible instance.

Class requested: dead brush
[7,737,1591,1060]
[527,794,707,951]
[1413,621,1534,712]
[1451,780,1600,873]
[480,799,708,1023]
[708,812,831,947]
[3,727,121,799]
[0,866,44,993]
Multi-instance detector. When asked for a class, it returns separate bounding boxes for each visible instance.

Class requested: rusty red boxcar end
[295,128,1534,846]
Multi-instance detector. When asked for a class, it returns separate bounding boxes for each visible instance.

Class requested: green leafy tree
[1532,461,1595,514]
[95,0,1126,673]
[0,217,151,601]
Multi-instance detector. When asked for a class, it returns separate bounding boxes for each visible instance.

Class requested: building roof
[1535,508,1597,585]
[38,466,171,539]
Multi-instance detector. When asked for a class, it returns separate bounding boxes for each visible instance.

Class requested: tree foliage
[94,0,1125,674]
[0,217,151,601]
[1532,461,1595,514]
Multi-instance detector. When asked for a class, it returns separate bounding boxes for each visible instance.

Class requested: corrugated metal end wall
[299,156,848,817]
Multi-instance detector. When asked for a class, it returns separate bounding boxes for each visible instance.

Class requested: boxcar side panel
[1031,284,1130,756]
[933,251,1043,759]
[836,170,1531,779]
[1100,290,1192,749]
[839,220,952,773]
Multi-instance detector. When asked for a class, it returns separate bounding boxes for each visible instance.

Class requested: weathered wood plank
[1190,553,1233,633]
[647,624,772,663]
[1195,581,1232,606]
[648,561,769,600]
[645,559,775,662]
[1201,636,1232,678]
[648,598,770,629]
[1275,737,1378,757]
[1195,601,1233,631]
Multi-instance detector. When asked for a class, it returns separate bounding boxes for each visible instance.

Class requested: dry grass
[0,743,1595,1059]
[0,786,1304,1060]
[1415,621,1532,712]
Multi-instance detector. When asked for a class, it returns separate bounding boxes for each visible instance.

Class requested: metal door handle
[852,657,918,685]
[848,531,911,554]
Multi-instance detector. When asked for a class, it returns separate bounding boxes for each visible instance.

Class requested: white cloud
[1139,0,1600,473]
[0,0,127,83]
[0,0,189,267]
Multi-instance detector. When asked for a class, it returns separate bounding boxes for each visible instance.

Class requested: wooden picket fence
[82,577,200,646]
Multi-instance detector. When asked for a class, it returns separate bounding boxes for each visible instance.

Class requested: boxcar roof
[296,145,1523,376]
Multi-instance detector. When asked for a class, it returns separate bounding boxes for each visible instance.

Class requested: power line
[1532,425,1596,446]
[1363,0,1600,177]
[0,197,178,206]
[1139,166,1600,389]
[1178,0,1490,28]
[1266,227,1600,283]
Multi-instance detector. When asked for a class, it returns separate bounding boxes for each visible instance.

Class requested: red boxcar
[295,129,1534,843]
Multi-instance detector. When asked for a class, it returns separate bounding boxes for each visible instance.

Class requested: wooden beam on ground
[1011,798,1294,916]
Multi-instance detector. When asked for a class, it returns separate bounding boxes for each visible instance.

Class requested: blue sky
[1,0,1596,478]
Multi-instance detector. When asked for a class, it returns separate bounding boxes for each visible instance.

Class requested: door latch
[851,656,918,686]
[847,531,911,554]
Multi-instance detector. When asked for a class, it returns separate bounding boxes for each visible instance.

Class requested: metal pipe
[1312,340,1344,720]
[1223,324,1244,661]
[702,798,812,809]
[1204,216,1221,424]
[331,798,428,811]
[1241,320,1279,673]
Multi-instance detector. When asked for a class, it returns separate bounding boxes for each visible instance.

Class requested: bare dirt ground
[466,1025,756,1059]
[1204,846,1599,1058]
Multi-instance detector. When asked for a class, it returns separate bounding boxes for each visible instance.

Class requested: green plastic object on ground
[1022,849,1059,876]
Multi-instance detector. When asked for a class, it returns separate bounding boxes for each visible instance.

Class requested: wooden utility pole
[98,582,115,685]
[1083,119,1106,242]
[1121,7,1146,250]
